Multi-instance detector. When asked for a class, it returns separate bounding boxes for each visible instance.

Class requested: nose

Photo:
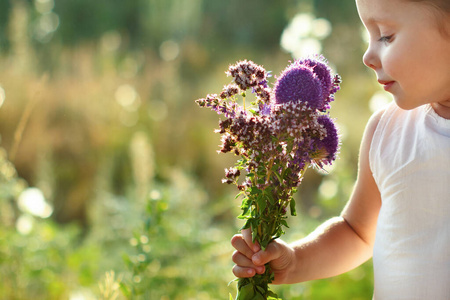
[362,43,379,70]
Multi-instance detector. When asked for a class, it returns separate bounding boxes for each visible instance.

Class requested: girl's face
[357,0,450,115]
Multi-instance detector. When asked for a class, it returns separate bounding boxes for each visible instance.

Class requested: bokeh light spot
[319,179,338,199]
[115,84,138,108]
[101,31,121,52]
[16,214,34,235]
[34,0,54,14]
[280,13,331,59]
[18,187,53,218]
[159,40,180,61]
[369,91,393,112]
[33,12,59,43]
[0,85,5,108]
[311,18,332,39]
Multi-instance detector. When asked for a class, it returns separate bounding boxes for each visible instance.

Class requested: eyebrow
[364,16,390,25]
[363,15,397,30]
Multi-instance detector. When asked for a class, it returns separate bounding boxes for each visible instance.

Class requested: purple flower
[273,63,324,110]
[226,60,268,91]
[259,104,271,116]
[273,57,340,111]
[303,58,332,107]
[304,57,342,110]
[314,115,339,164]
[220,84,240,99]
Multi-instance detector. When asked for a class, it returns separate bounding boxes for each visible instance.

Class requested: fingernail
[256,266,264,273]
[247,269,254,275]
[252,254,260,264]
[253,245,260,252]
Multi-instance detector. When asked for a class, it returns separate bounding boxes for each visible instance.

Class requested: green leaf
[253,190,263,199]
[236,283,255,299]
[260,238,270,250]
[267,289,280,298]
[254,293,266,300]
[241,219,251,230]
[256,285,266,294]
[259,199,267,214]
[255,194,266,213]
[239,198,251,218]
[251,226,258,243]
[263,189,275,205]
[250,219,260,243]
[270,164,283,183]
[290,200,297,216]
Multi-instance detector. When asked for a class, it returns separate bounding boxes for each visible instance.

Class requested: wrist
[273,243,298,285]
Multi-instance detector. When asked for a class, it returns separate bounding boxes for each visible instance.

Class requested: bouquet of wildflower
[196,56,341,300]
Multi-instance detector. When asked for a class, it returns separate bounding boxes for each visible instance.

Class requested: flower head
[303,58,333,107]
[313,115,339,165]
[220,84,239,99]
[273,57,340,111]
[226,60,268,91]
[273,63,324,109]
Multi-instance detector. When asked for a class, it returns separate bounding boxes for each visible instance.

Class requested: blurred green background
[0,0,392,299]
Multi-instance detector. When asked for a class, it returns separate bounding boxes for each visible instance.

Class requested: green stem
[265,158,275,185]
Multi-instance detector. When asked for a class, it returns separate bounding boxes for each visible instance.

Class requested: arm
[232,109,384,284]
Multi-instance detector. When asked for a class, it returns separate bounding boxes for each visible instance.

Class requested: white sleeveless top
[369,102,450,299]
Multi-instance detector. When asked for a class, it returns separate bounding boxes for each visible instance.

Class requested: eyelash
[378,35,393,43]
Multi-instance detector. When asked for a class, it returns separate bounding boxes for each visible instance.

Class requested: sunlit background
[0,0,393,299]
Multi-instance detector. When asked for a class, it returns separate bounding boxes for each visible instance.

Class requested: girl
[231,0,450,298]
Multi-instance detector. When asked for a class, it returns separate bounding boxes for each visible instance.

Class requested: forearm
[283,216,373,284]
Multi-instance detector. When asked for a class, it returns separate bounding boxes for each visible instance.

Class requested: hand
[231,228,295,284]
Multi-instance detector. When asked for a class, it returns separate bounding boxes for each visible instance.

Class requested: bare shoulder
[362,107,385,145]
[359,106,386,180]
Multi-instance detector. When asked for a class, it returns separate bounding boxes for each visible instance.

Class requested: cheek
[382,50,405,80]
[382,43,418,82]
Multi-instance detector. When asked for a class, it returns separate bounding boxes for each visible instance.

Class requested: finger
[232,265,257,278]
[230,234,254,260]
[232,250,266,272]
[232,250,254,267]
[231,252,265,277]
[241,228,261,252]
[252,240,283,266]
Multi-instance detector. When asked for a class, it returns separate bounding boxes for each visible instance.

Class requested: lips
[378,80,395,91]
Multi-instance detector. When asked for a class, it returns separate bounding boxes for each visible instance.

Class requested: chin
[393,97,423,111]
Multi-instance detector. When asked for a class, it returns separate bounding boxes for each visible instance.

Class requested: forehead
[356,0,432,27]
[356,0,450,39]
[356,0,401,22]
